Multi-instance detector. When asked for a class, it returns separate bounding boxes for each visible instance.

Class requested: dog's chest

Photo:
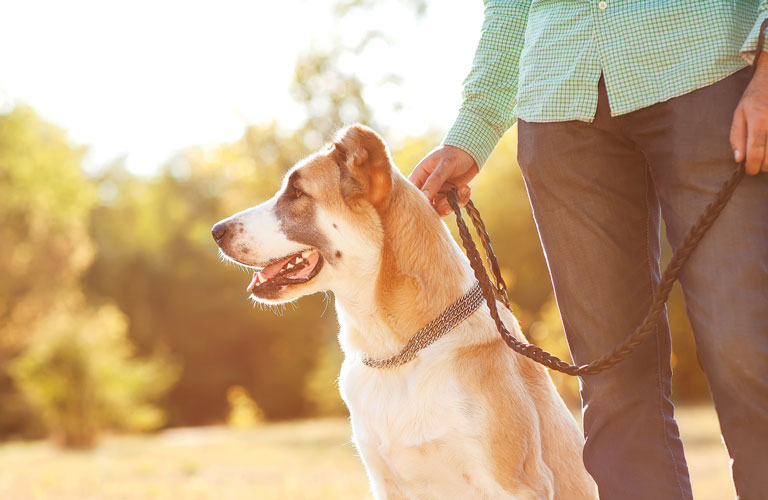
[339,357,476,449]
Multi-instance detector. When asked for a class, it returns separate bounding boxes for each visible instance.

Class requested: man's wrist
[444,111,506,170]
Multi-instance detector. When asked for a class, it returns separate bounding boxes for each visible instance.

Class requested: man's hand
[409,145,479,216]
[731,54,768,175]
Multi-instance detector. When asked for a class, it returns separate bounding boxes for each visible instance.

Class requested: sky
[0,0,482,174]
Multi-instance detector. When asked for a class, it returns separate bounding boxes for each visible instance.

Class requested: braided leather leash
[446,20,767,376]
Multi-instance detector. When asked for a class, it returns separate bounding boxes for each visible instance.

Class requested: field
[0,406,733,500]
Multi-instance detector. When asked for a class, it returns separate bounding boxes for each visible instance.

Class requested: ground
[0,405,733,499]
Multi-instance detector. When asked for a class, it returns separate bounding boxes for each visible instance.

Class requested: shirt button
[598,1,608,10]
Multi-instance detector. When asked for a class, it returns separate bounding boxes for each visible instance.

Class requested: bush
[10,302,178,449]
[226,385,265,428]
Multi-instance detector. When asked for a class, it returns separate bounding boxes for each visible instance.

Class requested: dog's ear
[331,124,393,212]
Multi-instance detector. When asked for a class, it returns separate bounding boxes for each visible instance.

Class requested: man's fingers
[458,185,471,207]
[745,125,767,176]
[433,194,453,217]
[408,155,437,190]
[428,186,471,217]
[730,106,747,164]
[421,160,451,202]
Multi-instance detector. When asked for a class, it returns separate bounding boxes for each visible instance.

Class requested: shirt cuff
[443,111,508,170]
[740,13,768,65]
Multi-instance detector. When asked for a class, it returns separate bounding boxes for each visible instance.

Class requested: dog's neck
[334,177,476,360]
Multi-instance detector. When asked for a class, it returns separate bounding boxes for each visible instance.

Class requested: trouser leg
[621,67,768,500]
[517,80,692,500]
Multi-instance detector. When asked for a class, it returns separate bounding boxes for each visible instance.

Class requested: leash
[446,20,767,376]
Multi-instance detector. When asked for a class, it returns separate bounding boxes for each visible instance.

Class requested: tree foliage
[10,303,178,448]
[0,106,96,437]
[0,106,94,351]
[0,107,179,445]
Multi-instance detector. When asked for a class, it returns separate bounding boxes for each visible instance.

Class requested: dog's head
[212,124,400,304]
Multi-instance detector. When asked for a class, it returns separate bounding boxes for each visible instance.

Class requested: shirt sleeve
[740,3,768,65]
[443,0,530,169]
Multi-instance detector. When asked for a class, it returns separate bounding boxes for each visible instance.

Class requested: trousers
[517,68,768,500]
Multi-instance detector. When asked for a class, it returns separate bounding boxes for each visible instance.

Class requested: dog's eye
[289,184,305,199]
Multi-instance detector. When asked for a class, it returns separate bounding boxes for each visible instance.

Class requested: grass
[0,406,733,499]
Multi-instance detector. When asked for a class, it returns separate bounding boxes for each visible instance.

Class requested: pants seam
[643,165,689,500]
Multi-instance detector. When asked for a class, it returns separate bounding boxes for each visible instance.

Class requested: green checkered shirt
[445,0,768,169]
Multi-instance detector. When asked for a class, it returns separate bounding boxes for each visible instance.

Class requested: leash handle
[448,20,768,375]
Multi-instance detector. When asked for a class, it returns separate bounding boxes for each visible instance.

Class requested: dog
[212,124,597,499]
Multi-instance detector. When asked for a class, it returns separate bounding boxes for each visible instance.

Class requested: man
[409,2,768,499]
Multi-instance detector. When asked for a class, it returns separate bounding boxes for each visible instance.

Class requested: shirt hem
[517,65,749,123]
[608,65,749,117]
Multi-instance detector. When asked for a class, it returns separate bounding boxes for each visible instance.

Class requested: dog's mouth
[246,249,324,294]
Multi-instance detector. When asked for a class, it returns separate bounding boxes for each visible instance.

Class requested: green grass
[0,406,733,499]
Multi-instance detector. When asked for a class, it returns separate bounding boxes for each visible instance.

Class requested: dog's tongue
[292,250,319,279]
[246,251,321,292]
[246,254,295,292]
[262,255,295,280]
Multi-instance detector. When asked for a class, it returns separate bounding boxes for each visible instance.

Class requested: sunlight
[0,0,481,174]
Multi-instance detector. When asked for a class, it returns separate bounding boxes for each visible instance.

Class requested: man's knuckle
[748,134,766,147]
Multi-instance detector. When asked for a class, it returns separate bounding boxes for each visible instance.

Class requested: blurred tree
[10,303,177,449]
[292,50,373,149]
[304,342,347,416]
[0,106,95,437]
[291,0,428,149]
[0,106,94,350]
[334,0,427,17]
[0,106,179,443]
[226,385,265,428]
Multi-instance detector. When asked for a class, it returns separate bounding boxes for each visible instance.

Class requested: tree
[0,106,95,437]
[0,106,179,443]
[10,303,178,448]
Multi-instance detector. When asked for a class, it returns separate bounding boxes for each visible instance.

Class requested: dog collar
[362,281,485,369]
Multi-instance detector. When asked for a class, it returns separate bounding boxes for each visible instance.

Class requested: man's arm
[410,0,530,215]
[731,8,768,175]
[443,0,531,169]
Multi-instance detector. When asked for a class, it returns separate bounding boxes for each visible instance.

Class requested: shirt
[444,0,768,169]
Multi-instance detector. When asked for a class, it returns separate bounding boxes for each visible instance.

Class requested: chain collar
[361,281,485,369]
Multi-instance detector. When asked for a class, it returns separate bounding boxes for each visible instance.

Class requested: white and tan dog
[212,125,596,499]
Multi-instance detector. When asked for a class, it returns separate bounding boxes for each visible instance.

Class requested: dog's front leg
[383,438,522,500]
[357,443,409,500]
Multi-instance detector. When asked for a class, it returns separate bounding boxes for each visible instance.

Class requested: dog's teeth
[286,263,294,270]
[301,250,312,258]
[257,272,266,284]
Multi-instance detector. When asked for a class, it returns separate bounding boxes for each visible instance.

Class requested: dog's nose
[211,221,230,244]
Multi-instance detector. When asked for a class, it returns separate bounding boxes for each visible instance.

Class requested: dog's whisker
[320,291,333,317]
